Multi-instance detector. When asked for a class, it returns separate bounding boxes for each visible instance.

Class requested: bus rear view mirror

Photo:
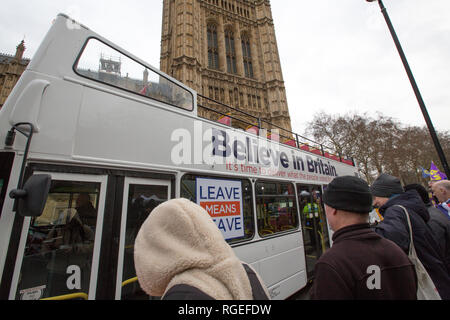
[9,174,51,217]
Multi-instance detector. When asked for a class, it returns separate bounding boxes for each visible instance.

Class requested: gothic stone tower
[160,0,293,133]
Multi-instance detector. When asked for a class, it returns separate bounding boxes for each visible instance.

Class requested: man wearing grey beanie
[310,175,417,300]
[371,173,450,299]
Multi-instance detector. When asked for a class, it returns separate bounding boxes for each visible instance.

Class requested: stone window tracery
[241,33,253,78]
[225,28,237,74]
[207,23,219,70]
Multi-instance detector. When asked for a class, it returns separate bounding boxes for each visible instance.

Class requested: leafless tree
[305,111,449,185]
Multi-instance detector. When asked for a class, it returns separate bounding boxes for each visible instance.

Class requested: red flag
[283,139,296,147]
[300,144,310,152]
[245,125,259,135]
[342,159,354,166]
[331,154,340,161]
[139,85,148,95]
[267,132,279,142]
[310,148,321,155]
[217,113,231,126]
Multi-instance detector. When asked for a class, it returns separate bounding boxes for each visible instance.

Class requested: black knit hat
[323,176,372,214]
[370,173,404,198]
[404,183,430,205]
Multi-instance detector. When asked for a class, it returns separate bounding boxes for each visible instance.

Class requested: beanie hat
[404,183,430,205]
[370,173,404,198]
[323,176,372,214]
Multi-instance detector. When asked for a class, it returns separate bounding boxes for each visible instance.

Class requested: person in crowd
[428,180,439,206]
[302,191,319,248]
[134,198,269,300]
[75,193,97,227]
[404,183,450,271]
[431,180,450,219]
[310,176,417,300]
[371,173,450,299]
[45,209,95,296]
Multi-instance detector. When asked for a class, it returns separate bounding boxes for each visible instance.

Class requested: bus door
[115,178,170,300]
[10,172,107,300]
[297,184,330,279]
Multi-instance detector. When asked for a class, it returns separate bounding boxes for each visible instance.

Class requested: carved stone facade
[0,40,30,109]
[160,0,293,134]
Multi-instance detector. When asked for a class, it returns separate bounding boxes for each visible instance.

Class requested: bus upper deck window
[74,38,194,111]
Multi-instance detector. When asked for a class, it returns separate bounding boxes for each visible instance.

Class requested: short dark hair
[404,183,430,205]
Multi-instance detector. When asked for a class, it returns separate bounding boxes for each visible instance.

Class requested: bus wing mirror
[9,174,51,217]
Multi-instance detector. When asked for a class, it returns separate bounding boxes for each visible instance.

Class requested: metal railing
[197,94,355,166]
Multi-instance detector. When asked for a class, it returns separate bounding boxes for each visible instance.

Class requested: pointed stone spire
[15,40,26,62]
[143,68,149,85]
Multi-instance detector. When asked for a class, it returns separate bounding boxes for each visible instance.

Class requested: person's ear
[326,206,337,216]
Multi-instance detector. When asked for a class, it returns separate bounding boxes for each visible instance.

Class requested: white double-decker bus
[0,14,358,300]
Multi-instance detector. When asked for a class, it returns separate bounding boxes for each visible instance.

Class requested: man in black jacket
[310,176,417,300]
[371,173,450,300]
[404,183,450,272]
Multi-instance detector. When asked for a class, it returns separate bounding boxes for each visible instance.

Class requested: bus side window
[255,181,298,237]
[180,174,255,244]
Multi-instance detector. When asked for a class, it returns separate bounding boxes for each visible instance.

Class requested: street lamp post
[367,0,450,178]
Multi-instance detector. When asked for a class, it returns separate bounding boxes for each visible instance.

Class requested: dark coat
[436,200,450,219]
[427,203,450,272]
[310,223,417,300]
[164,284,214,299]
[163,263,270,300]
[76,202,97,227]
[374,190,450,299]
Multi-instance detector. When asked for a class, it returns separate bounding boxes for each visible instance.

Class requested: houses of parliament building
[161,0,293,134]
[0,40,29,109]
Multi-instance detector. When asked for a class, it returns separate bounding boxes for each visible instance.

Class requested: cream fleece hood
[134,198,254,299]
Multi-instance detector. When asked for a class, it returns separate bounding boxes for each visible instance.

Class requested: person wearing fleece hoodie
[134,198,269,300]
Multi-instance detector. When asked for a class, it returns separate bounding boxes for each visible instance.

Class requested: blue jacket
[374,190,450,299]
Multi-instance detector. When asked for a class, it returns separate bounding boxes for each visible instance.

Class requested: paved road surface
[287,281,312,300]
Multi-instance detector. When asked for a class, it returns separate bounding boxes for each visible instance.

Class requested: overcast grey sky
[1,0,449,135]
